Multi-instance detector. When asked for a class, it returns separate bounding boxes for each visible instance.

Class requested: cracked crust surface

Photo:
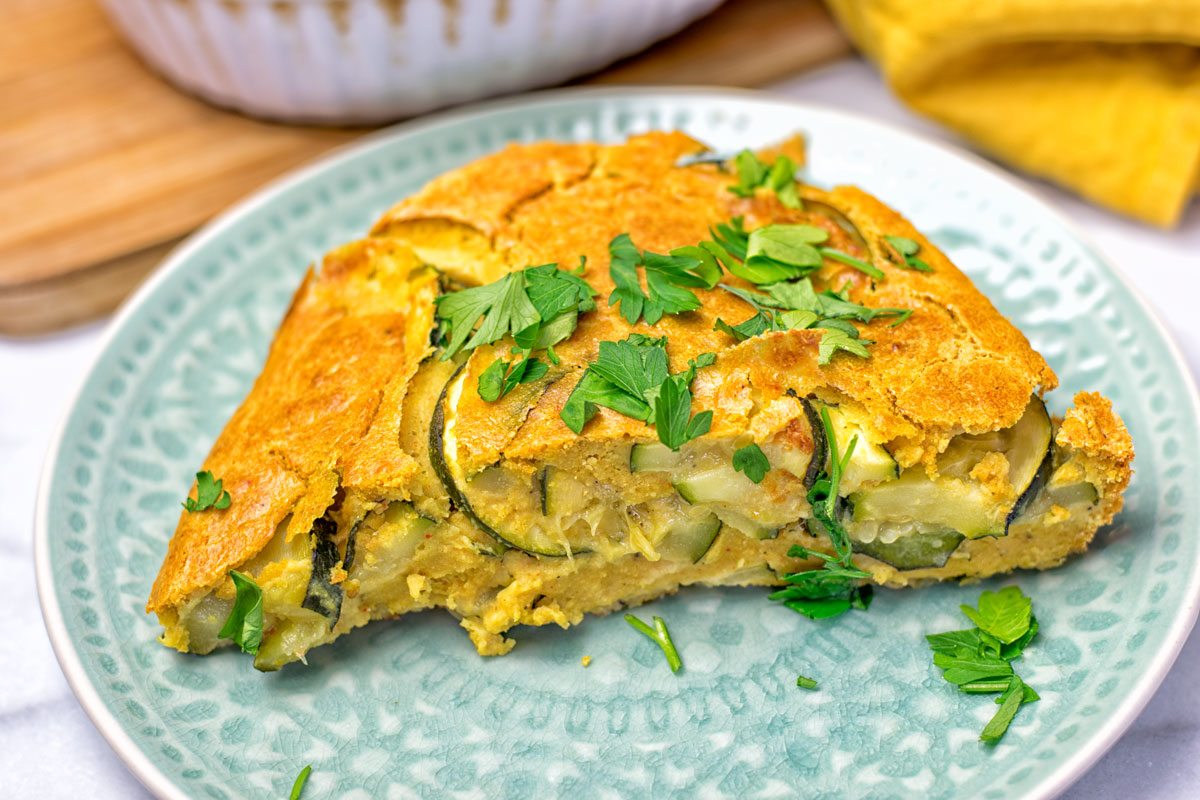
[148,131,1127,635]
[377,131,1057,477]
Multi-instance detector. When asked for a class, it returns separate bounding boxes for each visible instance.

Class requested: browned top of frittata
[148,131,1058,613]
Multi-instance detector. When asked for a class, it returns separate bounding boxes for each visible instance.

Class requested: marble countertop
[5,59,1198,798]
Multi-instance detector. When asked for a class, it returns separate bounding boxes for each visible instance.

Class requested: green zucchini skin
[1001,396,1055,531]
[1007,441,1054,528]
[800,396,828,490]
[428,361,508,548]
[300,516,344,625]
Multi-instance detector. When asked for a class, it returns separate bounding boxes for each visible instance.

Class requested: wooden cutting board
[0,0,849,336]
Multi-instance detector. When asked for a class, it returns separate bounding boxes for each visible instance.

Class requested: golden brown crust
[146,239,437,612]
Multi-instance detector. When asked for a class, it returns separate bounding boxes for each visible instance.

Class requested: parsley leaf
[926,628,1002,659]
[560,336,715,451]
[927,586,1041,744]
[820,247,885,279]
[289,765,313,800]
[435,263,597,360]
[437,271,538,358]
[885,235,934,272]
[816,328,872,364]
[182,470,231,512]
[931,650,1014,686]
[729,150,802,209]
[960,586,1033,644]
[715,278,909,365]
[437,263,596,401]
[607,234,720,325]
[655,372,714,450]
[477,354,549,402]
[796,675,819,690]
[218,570,263,656]
[733,443,770,483]
[770,406,873,619]
[729,224,826,283]
[625,613,683,673]
[980,676,1036,743]
[523,263,597,327]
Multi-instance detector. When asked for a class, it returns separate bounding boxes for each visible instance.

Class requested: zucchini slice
[1048,481,1099,507]
[352,501,437,600]
[820,403,898,491]
[673,466,746,505]
[629,442,682,472]
[853,529,965,570]
[657,513,723,563]
[849,472,1002,538]
[431,363,582,557]
[673,466,788,539]
[848,395,1054,541]
[432,357,585,556]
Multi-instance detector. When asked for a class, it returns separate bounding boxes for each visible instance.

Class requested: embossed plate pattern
[36,89,1200,800]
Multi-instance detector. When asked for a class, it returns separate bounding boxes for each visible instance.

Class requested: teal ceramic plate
[36,89,1200,800]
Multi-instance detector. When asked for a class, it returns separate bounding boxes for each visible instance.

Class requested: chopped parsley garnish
[820,247,885,280]
[729,149,802,209]
[796,675,819,690]
[435,262,597,401]
[715,279,909,365]
[182,470,231,512]
[218,570,263,656]
[927,586,1041,744]
[607,233,721,325]
[885,235,933,272]
[770,406,873,618]
[732,443,770,483]
[625,613,683,673]
[698,217,884,284]
[560,335,715,451]
[477,354,549,402]
[289,765,312,800]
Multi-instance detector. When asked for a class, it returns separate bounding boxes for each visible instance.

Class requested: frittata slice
[147,132,1132,669]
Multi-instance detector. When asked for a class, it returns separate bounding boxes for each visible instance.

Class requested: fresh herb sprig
[218,570,264,656]
[435,262,597,401]
[625,613,683,673]
[732,443,771,483]
[927,586,1041,744]
[560,334,715,450]
[770,406,873,618]
[729,149,802,209]
[607,233,721,325]
[182,470,231,512]
[697,218,883,286]
[477,351,549,402]
[885,235,933,272]
[715,279,909,365]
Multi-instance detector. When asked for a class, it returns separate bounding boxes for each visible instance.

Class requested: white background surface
[5,59,1198,798]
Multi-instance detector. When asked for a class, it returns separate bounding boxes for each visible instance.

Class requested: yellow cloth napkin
[825,0,1200,226]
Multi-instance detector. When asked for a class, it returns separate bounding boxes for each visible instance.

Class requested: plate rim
[34,84,1200,800]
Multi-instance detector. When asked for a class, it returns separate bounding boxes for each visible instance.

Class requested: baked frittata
[146,132,1133,670]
